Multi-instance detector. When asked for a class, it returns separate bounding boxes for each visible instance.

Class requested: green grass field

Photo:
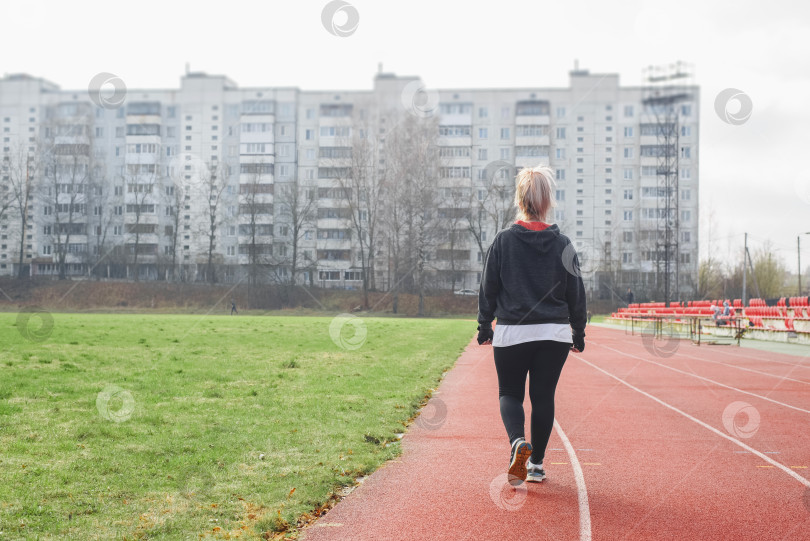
[0,313,473,539]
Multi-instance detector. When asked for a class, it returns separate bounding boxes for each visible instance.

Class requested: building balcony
[239,131,274,144]
[515,114,550,125]
[515,135,550,147]
[315,237,353,249]
[515,155,549,168]
[437,177,472,190]
[239,151,275,161]
[124,135,161,146]
[317,157,351,167]
[124,232,160,244]
[125,153,159,164]
[318,116,353,127]
[125,114,162,125]
[53,136,91,146]
[316,217,351,229]
[442,155,473,166]
[640,135,664,145]
[439,113,472,126]
[438,135,472,147]
[123,215,160,227]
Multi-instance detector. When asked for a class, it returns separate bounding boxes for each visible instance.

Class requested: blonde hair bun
[514,165,557,222]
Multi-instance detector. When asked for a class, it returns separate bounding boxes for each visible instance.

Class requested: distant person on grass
[626,287,634,306]
[231,298,238,315]
[476,165,587,486]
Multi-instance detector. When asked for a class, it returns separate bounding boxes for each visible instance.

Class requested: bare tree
[467,161,516,263]
[331,110,385,307]
[237,160,274,286]
[0,161,13,227]
[84,149,119,280]
[274,174,316,287]
[380,147,408,312]
[751,243,788,299]
[40,112,97,280]
[5,141,39,279]
[121,159,159,281]
[697,256,725,300]
[154,178,182,282]
[198,162,228,283]
[387,113,442,315]
[165,154,200,282]
[436,186,470,291]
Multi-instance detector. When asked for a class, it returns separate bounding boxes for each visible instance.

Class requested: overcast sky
[2,0,809,270]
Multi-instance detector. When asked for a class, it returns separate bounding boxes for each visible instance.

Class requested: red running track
[303,325,810,540]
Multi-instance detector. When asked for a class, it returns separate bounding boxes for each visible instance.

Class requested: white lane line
[573,354,810,489]
[694,343,810,369]
[554,419,592,541]
[593,342,810,415]
[599,323,810,369]
[674,350,810,386]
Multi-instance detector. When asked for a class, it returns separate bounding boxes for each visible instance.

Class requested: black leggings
[493,340,570,464]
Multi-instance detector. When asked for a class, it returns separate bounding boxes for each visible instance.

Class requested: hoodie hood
[509,222,561,253]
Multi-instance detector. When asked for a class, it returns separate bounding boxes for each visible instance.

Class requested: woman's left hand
[477,323,493,345]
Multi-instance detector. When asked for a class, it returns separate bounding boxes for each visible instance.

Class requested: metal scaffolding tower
[642,62,694,303]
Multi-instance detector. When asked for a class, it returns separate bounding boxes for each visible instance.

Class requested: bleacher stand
[608,295,810,344]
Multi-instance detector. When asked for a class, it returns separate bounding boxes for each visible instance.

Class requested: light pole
[800,232,810,296]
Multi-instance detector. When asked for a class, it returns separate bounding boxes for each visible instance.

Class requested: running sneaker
[507,437,533,486]
[526,459,546,483]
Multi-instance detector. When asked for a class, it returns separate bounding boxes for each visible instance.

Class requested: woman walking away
[476,165,587,486]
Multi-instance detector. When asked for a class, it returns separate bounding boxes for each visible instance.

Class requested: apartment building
[0,68,699,299]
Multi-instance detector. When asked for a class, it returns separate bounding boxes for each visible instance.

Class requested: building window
[556,127,566,139]
[479,128,488,139]
[624,210,633,221]
[624,105,634,117]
